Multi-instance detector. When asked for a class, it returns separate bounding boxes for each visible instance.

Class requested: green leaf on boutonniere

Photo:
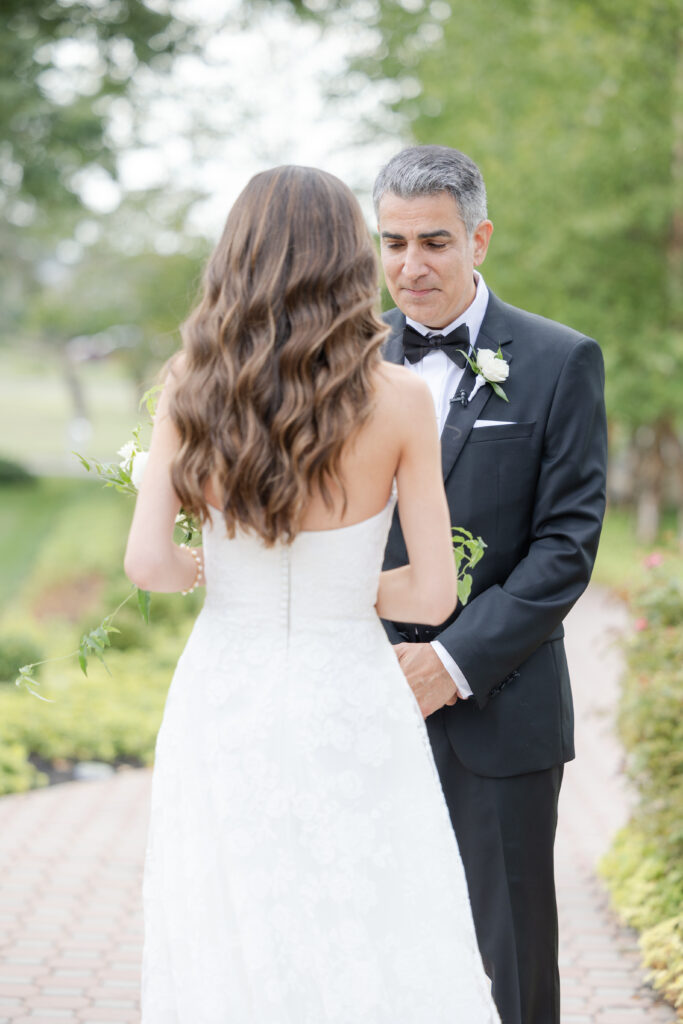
[490,381,510,402]
[462,351,480,376]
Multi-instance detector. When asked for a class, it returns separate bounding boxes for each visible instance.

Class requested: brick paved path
[0,587,676,1023]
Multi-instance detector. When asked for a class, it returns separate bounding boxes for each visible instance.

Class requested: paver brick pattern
[0,587,676,1022]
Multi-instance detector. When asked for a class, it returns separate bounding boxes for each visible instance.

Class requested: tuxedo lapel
[440,367,492,479]
[440,292,514,481]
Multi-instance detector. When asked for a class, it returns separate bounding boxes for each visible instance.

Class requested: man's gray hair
[373,145,488,237]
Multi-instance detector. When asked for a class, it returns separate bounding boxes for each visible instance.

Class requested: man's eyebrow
[380,229,453,240]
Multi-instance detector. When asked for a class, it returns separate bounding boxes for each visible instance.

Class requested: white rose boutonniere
[465,346,510,402]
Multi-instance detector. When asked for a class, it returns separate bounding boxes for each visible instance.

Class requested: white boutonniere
[464,346,510,403]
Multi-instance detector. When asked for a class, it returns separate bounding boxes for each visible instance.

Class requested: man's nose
[402,245,428,280]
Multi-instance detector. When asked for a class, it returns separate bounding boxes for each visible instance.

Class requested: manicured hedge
[0,477,199,795]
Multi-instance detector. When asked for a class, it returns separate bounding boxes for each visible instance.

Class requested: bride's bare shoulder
[167,350,187,379]
[373,362,433,415]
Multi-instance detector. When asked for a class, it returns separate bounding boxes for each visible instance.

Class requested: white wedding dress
[142,496,500,1023]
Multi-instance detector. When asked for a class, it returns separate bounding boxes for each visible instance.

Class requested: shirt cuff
[431,641,474,699]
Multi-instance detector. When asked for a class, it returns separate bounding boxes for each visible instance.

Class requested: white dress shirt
[403,272,490,700]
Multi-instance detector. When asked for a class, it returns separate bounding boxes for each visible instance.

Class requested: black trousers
[426,708,563,1024]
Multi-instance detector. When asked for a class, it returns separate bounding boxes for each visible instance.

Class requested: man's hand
[395,643,458,719]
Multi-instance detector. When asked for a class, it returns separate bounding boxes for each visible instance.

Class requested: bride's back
[202,361,409,535]
[292,362,408,533]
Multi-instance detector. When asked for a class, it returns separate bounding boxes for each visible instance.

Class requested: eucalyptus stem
[15,585,150,700]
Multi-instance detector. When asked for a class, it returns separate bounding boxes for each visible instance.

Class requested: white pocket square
[472,419,518,428]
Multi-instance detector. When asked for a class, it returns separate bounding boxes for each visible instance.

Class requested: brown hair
[168,165,388,544]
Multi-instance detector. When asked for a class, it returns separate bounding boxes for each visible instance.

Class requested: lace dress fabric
[141,497,500,1023]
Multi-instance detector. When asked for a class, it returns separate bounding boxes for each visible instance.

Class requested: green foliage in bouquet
[452,528,487,607]
[600,562,683,1016]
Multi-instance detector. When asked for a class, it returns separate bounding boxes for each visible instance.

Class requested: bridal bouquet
[16,388,486,697]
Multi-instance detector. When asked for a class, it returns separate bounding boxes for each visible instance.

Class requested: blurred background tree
[0,0,195,322]
[0,0,206,448]
[264,0,682,542]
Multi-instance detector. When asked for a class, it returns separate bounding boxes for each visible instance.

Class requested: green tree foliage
[0,0,194,334]
[354,0,681,426]
[1,0,191,216]
[25,189,206,388]
[268,0,683,536]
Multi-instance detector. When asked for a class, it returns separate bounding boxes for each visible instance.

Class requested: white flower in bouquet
[117,440,149,490]
[130,451,149,490]
[117,440,136,466]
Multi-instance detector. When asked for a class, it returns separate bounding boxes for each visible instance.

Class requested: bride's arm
[124,361,202,594]
[375,374,456,626]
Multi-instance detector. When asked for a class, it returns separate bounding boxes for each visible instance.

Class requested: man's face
[378,191,493,329]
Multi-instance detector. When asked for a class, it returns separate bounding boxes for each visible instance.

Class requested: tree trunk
[662,422,683,550]
[634,421,667,544]
[63,354,89,422]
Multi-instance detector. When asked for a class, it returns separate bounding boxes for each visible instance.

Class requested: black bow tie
[403,323,471,367]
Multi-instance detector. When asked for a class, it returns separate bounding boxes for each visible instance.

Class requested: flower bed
[600,560,683,1017]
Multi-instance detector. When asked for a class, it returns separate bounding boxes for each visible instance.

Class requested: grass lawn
[0,478,95,602]
[0,476,136,615]
[593,505,683,599]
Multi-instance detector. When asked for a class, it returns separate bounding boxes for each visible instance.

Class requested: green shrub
[0,475,199,796]
[0,625,189,785]
[0,741,46,795]
[0,456,34,484]
[601,562,683,1018]
[642,916,683,1014]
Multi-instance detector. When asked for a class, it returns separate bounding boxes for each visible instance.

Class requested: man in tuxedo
[376,145,607,1024]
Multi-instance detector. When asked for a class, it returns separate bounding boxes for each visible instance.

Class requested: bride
[124,165,499,1023]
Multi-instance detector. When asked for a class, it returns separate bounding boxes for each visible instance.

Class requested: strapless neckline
[206,493,395,538]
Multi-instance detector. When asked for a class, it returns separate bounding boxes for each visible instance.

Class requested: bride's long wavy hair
[168,165,389,545]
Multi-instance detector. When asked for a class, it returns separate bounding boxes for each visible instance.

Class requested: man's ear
[472,220,494,267]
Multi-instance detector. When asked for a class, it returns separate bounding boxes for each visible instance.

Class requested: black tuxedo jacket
[381,291,608,778]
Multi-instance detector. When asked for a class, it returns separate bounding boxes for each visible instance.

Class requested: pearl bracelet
[179,543,204,595]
